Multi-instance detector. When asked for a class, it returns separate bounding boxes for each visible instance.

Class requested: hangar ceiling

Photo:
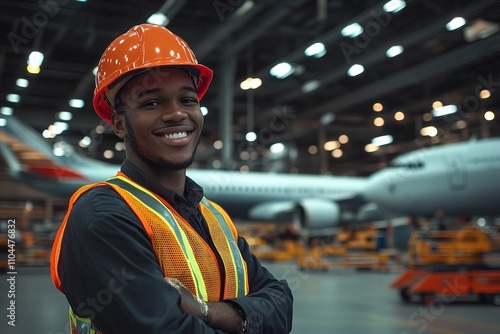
[0,0,499,176]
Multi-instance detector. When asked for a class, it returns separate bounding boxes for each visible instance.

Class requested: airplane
[1,114,499,234]
[363,137,500,216]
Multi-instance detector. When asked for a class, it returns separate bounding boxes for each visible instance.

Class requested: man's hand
[165,277,211,323]
[165,277,245,333]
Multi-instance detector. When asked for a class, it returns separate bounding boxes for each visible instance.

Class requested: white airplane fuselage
[363,138,500,215]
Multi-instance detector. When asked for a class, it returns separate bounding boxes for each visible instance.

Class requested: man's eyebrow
[136,88,161,99]
[180,86,197,94]
[135,86,197,99]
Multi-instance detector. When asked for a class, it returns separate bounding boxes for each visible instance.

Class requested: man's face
[113,67,204,172]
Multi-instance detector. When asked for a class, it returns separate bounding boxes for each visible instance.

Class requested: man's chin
[151,157,194,171]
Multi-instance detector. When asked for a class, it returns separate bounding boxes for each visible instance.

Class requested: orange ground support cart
[391,265,500,305]
[392,225,500,305]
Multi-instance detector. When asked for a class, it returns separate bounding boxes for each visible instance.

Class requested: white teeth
[164,132,188,139]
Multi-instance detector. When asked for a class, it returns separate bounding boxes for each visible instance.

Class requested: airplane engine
[293,198,341,231]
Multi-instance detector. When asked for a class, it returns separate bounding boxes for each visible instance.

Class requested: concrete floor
[1,263,500,334]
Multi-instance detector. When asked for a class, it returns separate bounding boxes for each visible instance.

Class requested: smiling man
[50,24,293,334]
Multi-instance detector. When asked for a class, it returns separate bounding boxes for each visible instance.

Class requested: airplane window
[389,161,424,169]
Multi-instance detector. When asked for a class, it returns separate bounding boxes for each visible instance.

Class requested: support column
[219,44,237,169]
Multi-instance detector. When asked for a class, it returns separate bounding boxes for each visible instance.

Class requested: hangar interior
[1,1,500,333]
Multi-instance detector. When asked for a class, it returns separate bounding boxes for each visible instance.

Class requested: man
[50,24,293,334]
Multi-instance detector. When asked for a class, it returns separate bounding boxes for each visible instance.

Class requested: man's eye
[181,97,199,105]
[141,100,160,107]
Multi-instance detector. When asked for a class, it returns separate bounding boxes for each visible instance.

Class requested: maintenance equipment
[391,224,500,306]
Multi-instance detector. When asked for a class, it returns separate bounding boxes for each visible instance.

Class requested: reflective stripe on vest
[200,198,247,298]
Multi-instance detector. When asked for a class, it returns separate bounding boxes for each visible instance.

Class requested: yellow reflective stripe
[201,197,248,297]
[106,176,207,301]
[69,306,97,334]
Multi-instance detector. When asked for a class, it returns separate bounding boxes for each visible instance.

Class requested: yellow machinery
[297,226,402,271]
[392,224,500,305]
[238,223,302,262]
[407,225,493,267]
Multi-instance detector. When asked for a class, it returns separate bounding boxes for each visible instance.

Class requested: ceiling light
[28,51,44,67]
[93,66,98,76]
[115,142,125,151]
[432,104,457,117]
[302,80,320,93]
[1,107,13,115]
[270,62,294,79]
[386,45,404,58]
[372,134,393,146]
[422,113,432,121]
[245,132,257,142]
[95,125,105,134]
[235,0,255,17]
[147,13,169,26]
[0,118,6,127]
[249,78,262,89]
[50,122,68,134]
[308,145,318,154]
[432,101,443,109]
[480,90,491,99]
[484,111,495,121]
[304,42,326,58]
[421,126,438,137]
[347,64,364,77]
[240,77,262,90]
[270,142,285,153]
[213,140,223,149]
[373,102,383,112]
[374,117,384,126]
[69,98,85,108]
[201,106,208,116]
[103,150,114,159]
[338,135,349,144]
[394,111,405,121]
[16,78,29,88]
[383,0,406,13]
[464,18,500,42]
[332,149,343,158]
[323,140,339,151]
[341,23,363,38]
[365,143,379,153]
[79,136,91,148]
[57,111,73,121]
[320,112,335,125]
[6,94,20,103]
[455,120,467,129]
[27,65,40,74]
[446,17,466,31]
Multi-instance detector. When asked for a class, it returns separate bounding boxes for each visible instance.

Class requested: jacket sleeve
[224,236,294,334]
[59,187,226,334]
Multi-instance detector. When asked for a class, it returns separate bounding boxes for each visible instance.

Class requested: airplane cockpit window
[388,161,425,170]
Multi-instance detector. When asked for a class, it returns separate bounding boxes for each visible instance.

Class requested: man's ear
[111,112,127,139]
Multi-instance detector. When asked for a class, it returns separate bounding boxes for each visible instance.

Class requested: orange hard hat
[93,24,213,124]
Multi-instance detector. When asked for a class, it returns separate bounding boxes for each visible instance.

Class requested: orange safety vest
[51,172,249,334]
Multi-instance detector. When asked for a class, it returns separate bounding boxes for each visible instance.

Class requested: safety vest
[51,173,249,334]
